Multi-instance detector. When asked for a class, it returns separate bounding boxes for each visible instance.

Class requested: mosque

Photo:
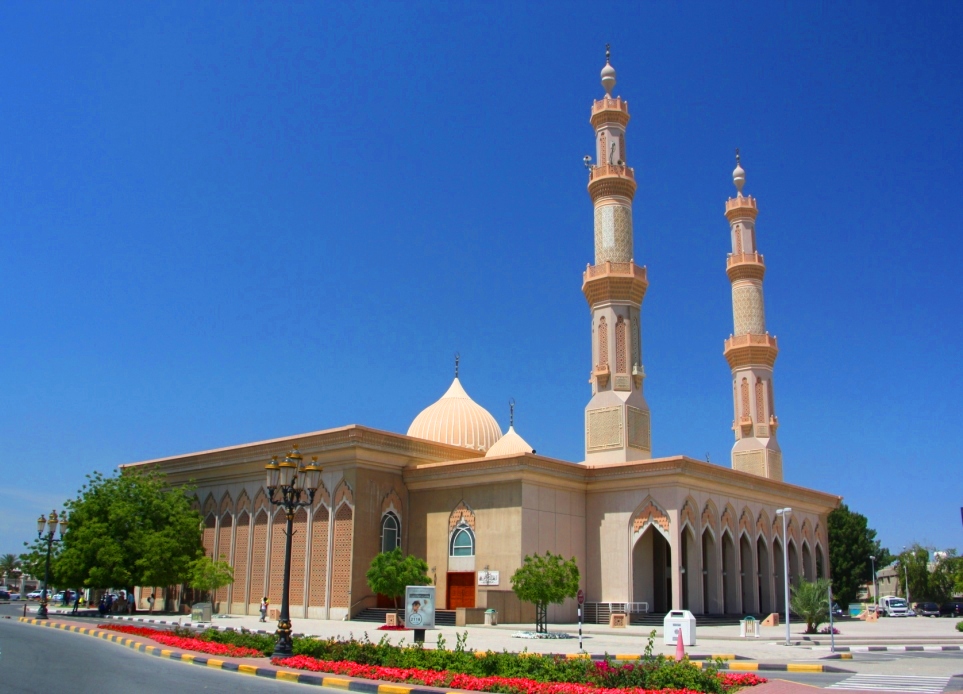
[126,52,840,624]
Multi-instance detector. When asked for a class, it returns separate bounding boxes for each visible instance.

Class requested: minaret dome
[601,44,616,96]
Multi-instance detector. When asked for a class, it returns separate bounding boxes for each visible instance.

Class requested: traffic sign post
[577,589,585,651]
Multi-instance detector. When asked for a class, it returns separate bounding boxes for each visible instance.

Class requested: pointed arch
[680,496,698,533]
[701,499,719,536]
[382,489,403,520]
[449,501,476,532]
[202,493,217,516]
[189,495,201,512]
[756,509,771,540]
[802,519,814,546]
[236,490,251,513]
[787,517,800,546]
[313,483,331,510]
[721,503,737,537]
[333,480,354,509]
[253,488,269,512]
[615,315,627,374]
[631,496,670,540]
[598,316,609,367]
[219,491,234,515]
[738,506,753,538]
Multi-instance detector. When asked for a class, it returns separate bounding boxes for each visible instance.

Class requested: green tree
[54,469,203,609]
[828,504,891,607]
[511,552,580,634]
[790,578,831,633]
[896,544,934,602]
[19,538,62,589]
[188,554,234,606]
[365,547,431,616]
[1,553,23,584]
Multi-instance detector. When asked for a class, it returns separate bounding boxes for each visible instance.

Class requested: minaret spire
[723,153,782,480]
[581,48,651,463]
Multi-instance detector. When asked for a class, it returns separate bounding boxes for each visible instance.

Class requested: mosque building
[125,51,839,623]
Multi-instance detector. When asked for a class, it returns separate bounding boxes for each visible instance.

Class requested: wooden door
[446,572,475,609]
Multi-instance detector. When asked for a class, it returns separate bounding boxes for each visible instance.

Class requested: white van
[879,596,908,617]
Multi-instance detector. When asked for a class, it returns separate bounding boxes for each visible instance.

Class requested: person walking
[147,593,155,614]
[259,596,269,622]
[72,592,81,615]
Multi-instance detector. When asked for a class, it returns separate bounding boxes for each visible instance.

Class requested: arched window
[449,522,475,557]
[380,512,400,554]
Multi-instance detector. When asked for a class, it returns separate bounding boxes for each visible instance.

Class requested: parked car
[9,592,20,600]
[940,601,963,617]
[0,590,10,600]
[26,590,44,599]
[916,602,940,617]
[831,603,844,618]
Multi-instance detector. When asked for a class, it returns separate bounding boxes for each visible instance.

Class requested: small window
[449,523,475,557]
[380,512,400,553]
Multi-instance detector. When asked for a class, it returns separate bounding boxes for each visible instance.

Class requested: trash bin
[663,610,696,646]
[739,616,759,638]
[191,602,212,623]
[484,609,497,626]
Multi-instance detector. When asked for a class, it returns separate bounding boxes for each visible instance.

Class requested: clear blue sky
[1,2,961,560]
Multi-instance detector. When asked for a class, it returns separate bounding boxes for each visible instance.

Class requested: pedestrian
[98,594,107,617]
[105,593,113,614]
[72,592,81,615]
[147,593,155,614]
[259,596,269,622]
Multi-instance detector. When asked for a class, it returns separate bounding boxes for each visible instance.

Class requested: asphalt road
[0,604,313,693]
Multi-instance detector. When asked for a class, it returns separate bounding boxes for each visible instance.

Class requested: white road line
[827,673,950,692]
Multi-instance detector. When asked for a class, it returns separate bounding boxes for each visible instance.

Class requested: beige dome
[485,425,534,457]
[407,377,503,452]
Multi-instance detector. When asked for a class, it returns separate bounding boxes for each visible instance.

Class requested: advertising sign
[405,585,436,629]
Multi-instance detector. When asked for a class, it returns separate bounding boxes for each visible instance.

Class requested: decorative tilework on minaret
[724,153,782,480]
[582,47,651,464]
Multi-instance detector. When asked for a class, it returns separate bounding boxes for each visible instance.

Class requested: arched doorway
[802,542,813,582]
[702,528,719,614]
[757,537,772,615]
[773,537,786,614]
[681,525,701,613]
[740,534,755,615]
[633,525,672,613]
[788,540,800,587]
[815,545,825,579]
[722,531,737,614]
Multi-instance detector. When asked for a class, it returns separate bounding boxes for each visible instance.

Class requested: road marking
[827,674,950,692]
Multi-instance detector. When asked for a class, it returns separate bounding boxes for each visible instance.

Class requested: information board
[405,585,436,629]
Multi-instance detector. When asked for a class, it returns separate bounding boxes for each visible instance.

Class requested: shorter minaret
[724,153,782,480]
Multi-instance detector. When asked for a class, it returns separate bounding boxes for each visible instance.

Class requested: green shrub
[956,620,963,632]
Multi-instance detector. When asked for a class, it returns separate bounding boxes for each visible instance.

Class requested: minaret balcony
[588,165,637,202]
[723,333,779,369]
[726,252,766,282]
[582,261,648,306]
[724,195,759,221]
[592,363,611,388]
[590,97,630,127]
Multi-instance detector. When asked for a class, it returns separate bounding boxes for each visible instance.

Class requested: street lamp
[36,509,67,619]
[869,555,877,607]
[265,446,321,658]
[775,507,792,646]
[901,547,911,605]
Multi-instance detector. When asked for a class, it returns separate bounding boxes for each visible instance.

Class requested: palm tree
[790,578,831,633]
[0,553,22,585]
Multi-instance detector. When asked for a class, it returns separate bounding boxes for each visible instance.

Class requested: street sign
[577,589,585,605]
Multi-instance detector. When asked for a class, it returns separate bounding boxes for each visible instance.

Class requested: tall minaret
[582,47,651,464]
[724,153,782,480]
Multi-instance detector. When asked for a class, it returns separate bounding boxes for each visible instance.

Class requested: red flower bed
[97,623,264,658]
[272,655,766,694]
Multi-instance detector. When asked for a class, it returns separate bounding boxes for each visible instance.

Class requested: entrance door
[446,572,475,609]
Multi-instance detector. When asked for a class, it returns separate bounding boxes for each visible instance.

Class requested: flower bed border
[97,622,264,658]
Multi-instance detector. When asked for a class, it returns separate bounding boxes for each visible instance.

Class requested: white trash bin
[663,610,697,646]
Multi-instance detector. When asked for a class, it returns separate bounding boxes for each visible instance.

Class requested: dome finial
[509,398,515,427]
[733,148,746,197]
[454,352,460,378]
[601,44,616,96]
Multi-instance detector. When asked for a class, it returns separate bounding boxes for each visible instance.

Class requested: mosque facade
[125,53,839,623]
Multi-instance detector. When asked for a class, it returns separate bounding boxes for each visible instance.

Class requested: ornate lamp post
[36,509,67,619]
[265,446,322,658]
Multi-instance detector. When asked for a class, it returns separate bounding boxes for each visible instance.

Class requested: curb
[17,616,852,680]
[813,644,963,653]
